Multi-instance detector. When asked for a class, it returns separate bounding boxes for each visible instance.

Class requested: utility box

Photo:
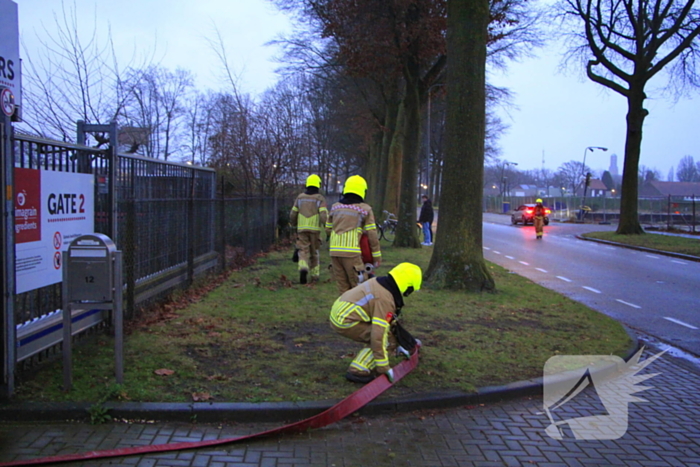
[66,233,117,302]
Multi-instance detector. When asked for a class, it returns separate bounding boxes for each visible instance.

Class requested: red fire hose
[0,350,419,466]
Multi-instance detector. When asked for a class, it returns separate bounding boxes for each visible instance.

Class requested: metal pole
[61,251,72,392]
[113,250,123,384]
[693,194,696,234]
[1,114,16,397]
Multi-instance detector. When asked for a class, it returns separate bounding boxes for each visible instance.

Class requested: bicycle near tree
[378,210,424,243]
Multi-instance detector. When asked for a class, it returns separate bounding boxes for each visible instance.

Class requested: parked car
[511,204,551,226]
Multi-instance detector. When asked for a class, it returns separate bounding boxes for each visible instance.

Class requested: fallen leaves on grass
[192,392,212,402]
[154,368,175,376]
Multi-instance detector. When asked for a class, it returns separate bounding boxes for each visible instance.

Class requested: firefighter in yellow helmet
[325,175,381,293]
[329,262,421,384]
[533,198,547,240]
[290,174,328,283]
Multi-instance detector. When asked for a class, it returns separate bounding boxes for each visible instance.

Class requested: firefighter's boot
[299,259,309,284]
[345,348,376,384]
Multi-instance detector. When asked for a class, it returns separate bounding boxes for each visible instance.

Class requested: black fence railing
[10,134,281,366]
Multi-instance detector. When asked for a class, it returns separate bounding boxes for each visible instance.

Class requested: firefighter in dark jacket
[329,262,422,384]
[418,195,434,246]
[325,175,381,294]
[290,174,328,283]
[534,198,547,240]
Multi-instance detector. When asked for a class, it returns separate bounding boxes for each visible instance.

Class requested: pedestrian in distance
[418,195,434,246]
[329,262,422,384]
[325,175,381,294]
[534,198,547,240]
[290,174,328,284]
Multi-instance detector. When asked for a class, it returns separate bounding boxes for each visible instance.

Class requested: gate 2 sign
[14,168,94,294]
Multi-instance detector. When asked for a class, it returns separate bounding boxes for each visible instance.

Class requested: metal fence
[484,195,698,230]
[10,133,280,370]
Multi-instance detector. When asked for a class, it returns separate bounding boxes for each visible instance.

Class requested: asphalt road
[482,213,700,356]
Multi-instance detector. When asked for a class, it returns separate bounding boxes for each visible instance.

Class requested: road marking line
[605,246,615,250]
[536,268,548,273]
[646,255,659,259]
[483,247,491,250]
[492,251,501,255]
[557,276,572,282]
[664,317,699,330]
[505,255,515,260]
[671,260,687,265]
[519,261,529,265]
[616,299,641,309]
[582,286,602,294]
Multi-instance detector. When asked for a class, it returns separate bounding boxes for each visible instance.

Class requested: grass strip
[582,231,700,257]
[15,244,632,404]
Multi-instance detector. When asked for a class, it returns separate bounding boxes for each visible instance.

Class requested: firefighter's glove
[386,368,395,383]
[415,338,422,348]
[396,346,411,359]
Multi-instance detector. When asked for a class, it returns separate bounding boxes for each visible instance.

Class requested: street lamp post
[500,161,518,196]
[579,146,607,221]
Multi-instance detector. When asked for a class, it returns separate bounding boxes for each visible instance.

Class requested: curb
[0,328,641,424]
[576,235,700,262]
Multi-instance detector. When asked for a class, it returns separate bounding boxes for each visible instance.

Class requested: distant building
[639,181,700,200]
[609,154,619,177]
[575,179,610,197]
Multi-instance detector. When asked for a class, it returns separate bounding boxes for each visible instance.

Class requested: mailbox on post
[62,233,123,391]
[66,234,117,302]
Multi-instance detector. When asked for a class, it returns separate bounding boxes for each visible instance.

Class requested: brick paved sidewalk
[1,346,699,467]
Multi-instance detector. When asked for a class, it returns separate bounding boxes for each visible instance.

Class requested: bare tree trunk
[617,87,647,235]
[425,0,495,291]
[394,59,422,248]
[383,101,405,215]
[378,97,399,210]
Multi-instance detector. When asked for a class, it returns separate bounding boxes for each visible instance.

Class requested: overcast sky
[13,0,700,180]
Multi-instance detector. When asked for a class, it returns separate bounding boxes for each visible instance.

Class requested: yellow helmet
[306,174,321,188]
[343,175,367,198]
[389,263,422,297]
[536,198,543,203]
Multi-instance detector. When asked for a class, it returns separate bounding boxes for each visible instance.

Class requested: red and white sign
[14,168,94,294]
[0,87,13,117]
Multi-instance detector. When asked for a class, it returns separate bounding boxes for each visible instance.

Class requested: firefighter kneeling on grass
[329,262,422,384]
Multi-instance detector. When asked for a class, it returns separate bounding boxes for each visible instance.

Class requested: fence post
[125,200,136,319]
[187,169,195,286]
[219,176,225,272]
[1,116,16,398]
[667,194,671,231]
[693,194,696,234]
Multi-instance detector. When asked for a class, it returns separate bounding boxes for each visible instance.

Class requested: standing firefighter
[330,262,422,384]
[290,174,328,284]
[326,175,381,294]
[534,198,547,240]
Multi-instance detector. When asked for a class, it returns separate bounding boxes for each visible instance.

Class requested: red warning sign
[53,231,62,250]
[53,252,61,270]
